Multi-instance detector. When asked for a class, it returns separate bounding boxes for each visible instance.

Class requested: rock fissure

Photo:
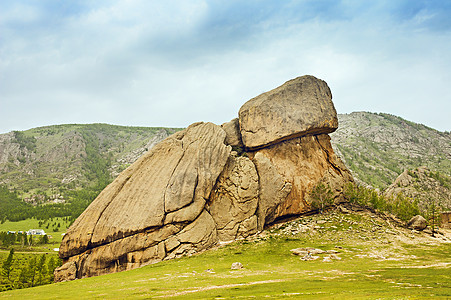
[162,152,186,215]
[55,75,353,281]
[315,136,343,176]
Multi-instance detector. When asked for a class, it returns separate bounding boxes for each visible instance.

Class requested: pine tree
[427,201,440,236]
[26,256,37,287]
[310,183,333,213]
[1,248,14,281]
[36,254,46,286]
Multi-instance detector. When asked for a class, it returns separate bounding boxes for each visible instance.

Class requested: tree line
[0,185,105,224]
[0,231,49,248]
[311,182,442,229]
[1,249,61,291]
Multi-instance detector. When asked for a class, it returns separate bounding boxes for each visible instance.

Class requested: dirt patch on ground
[156,279,288,298]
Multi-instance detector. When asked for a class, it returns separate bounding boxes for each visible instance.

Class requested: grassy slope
[1,208,450,299]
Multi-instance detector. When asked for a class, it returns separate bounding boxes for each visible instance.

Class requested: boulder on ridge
[407,215,427,231]
[238,75,338,150]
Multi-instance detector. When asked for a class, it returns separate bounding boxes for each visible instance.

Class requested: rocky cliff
[54,75,353,281]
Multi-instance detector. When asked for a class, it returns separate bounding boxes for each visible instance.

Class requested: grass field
[0,209,450,299]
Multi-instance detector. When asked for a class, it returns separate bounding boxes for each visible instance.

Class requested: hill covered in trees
[0,124,181,222]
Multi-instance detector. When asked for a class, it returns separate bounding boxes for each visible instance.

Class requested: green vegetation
[1,124,183,204]
[0,218,66,291]
[80,129,113,187]
[428,170,451,189]
[0,218,71,247]
[0,123,186,225]
[343,183,420,222]
[0,251,61,291]
[0,187,33,223]
[332,112,451,189]
[12,131,37,153]
[0,209,449,299]
[309,183,333,213]
[0,185,104,224]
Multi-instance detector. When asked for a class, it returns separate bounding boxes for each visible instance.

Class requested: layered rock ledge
[55,75,353,281]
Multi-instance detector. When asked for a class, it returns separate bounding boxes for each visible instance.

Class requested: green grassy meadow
[1,210,450,299]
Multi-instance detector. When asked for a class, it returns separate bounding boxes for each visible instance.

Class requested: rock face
[384,166,451,212]
[239,75,338,150]
[55,75,353,282]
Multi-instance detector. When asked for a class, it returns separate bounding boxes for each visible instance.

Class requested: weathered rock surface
[384,166,451,212]
[251,152,292,229]
[221,118,244,148]
[56,75,353,282]
[56,122,231,280]
[249,134,352,220]
[239,75,338,150]
[208,155,259,241]
[407,215,427,231]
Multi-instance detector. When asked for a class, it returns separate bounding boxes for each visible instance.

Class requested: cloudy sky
[1,1,450,134]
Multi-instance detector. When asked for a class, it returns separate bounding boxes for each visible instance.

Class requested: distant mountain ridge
[0,124,182,204]
[330,112,451,189]
[0,112,450,206]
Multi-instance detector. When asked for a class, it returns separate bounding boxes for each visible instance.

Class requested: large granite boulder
[208,155,259,241]
[249,134,352,221]
[56,122,230,280]
[239,75,338,150]
[55,75,353,282]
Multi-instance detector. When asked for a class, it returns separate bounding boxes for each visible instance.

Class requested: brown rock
[250,134,352,220]
[231,262,243,269]
[221,118,244,148]
[54,261,77,282]
[208,155,259,241]
[174,210,217,252]
[251,152,292,229]
[407,215,427,231]
[55,75,353,282]
[57,122,230,280]
[239,75,338,150]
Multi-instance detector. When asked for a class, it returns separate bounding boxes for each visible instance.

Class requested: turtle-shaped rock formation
[55,75,353,281]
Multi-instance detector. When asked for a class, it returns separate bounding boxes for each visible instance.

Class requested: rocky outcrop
[208,155,259,241]
[249,134,352,221]
[330,112,451,189]
[384,166,451,212]
[239,75,338,150]
[55,75,353,282]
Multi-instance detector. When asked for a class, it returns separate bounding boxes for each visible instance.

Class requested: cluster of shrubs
[343,183,421,222]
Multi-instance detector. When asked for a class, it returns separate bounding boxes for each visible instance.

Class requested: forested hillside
[0,124,181,222]
[0,124,181,201]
